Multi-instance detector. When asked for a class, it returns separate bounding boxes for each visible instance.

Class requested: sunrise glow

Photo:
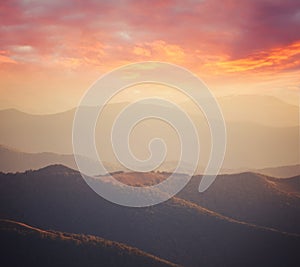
[0,0,299,113]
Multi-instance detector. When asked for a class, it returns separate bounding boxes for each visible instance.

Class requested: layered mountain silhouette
[0,144,122,174]
[216,95,299,127]
[1,165,299,267]
[1,95,299,170]
[254,164,300,178]
[1,144,299,179]
[0,219,179,267]
[0,145,77,172]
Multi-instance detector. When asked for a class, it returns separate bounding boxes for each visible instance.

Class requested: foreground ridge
[0,219,180,267]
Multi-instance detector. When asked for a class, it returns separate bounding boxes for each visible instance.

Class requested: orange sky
[0,0,299,113]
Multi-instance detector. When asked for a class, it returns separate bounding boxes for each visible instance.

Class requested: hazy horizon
[1,1,300,114]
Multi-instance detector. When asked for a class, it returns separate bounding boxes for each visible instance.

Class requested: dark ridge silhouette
[0,219,179,267]
[177,172,300,234]
[1,165,300,267]
[99,170,300,234]
[35,164,78,175]
[266,175,300,197]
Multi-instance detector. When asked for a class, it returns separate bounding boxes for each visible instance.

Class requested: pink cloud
[0,0,299,72]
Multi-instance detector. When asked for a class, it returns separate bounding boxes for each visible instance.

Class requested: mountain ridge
[0,218,180,267]
[1,164,300,266]
[1,145,299,178]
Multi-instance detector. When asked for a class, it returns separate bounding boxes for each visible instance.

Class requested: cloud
[132,41,186,63]
[0,54,17,64]
[206,41,300,73]
[0,0,299,74]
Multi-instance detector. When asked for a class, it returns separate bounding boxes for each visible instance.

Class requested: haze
[0,0,299,114]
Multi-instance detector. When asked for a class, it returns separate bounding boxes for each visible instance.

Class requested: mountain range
[0,95,299,170]
[1,165,299,266]
[1,144,299,178]
[1,94,299,266]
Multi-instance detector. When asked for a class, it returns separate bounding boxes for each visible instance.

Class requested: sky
[0,0,300,113]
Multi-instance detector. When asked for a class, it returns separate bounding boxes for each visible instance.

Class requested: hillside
[0,165,299,267]
[110,170,300,234]
[177,172,300,234]
[0,219,178,267]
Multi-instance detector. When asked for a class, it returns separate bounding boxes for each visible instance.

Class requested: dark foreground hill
[0,219,178,267]
[177,172,300,234]
[1,165,300,267]
[109,170,300,234]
